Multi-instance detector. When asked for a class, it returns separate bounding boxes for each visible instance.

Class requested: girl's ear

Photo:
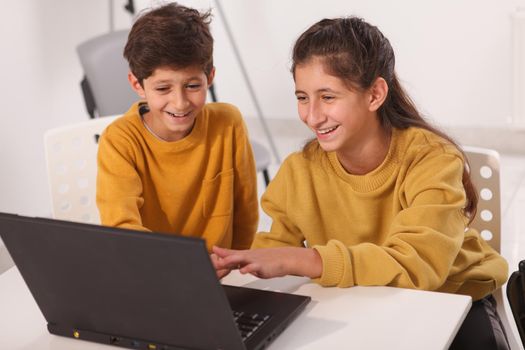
[128,72,146,99]
[368,77,388,112]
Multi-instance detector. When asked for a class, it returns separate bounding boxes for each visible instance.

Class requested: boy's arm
[96,128,149,232]
[231,119,259,249]
[251,157,306,249]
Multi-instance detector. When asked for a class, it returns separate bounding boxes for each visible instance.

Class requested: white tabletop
[0,266,471,350]
[222,272,472,350]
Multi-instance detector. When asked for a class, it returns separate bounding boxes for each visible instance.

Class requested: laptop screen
[0,213,310,350]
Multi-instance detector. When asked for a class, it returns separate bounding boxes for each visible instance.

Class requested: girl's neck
[336,126,392,175]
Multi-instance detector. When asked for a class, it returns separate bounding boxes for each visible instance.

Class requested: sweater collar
[327,127,403,192]
[130,102,207,152]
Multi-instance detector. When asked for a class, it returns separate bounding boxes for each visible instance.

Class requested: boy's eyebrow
[152,76,204,84]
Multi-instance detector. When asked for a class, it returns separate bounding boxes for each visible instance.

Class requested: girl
[213,17,509,349]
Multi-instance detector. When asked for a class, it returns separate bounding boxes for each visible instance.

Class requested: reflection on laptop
[0,212,310,350]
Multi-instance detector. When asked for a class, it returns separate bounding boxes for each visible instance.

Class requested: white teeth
[318,126,338,134]
[167,111,188,118]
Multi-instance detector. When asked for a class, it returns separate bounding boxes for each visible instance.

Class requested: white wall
[0,0,524,217]
[136,0,525,127]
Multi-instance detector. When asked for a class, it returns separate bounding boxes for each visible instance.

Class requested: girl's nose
[306,102,325,128]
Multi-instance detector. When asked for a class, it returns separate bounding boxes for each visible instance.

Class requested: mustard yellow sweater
[252,127,507,300]
[96,102,258,251]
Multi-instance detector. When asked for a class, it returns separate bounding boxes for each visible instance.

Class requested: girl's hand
[210,253,231,279]
[211,246,322,279]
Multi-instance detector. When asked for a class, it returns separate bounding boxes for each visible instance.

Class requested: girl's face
[294,59,383,158]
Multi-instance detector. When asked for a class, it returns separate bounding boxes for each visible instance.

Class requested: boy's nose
[170,91,190,111]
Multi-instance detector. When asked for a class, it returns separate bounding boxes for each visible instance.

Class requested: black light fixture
[124,0,135,15]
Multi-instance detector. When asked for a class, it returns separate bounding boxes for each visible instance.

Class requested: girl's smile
[294,58,389,174]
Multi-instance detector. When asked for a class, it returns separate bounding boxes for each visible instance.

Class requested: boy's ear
[206,67,216,87]
[368,77,388,112]
[128,71,146,99]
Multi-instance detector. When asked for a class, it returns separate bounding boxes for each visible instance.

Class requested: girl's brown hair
[292,17,477,221]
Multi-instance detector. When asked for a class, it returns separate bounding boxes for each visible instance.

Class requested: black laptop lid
[0,213,246,349]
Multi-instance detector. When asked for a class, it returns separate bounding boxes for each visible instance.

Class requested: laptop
[0,212,310,350]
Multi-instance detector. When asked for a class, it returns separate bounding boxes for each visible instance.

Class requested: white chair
[44,116,119,225]
[463,145,522,349]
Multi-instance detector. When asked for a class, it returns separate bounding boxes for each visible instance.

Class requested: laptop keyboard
[232,310,272,341]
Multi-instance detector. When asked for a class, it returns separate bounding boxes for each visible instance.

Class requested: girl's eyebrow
[295,87,338,95]
[317,87,340,93]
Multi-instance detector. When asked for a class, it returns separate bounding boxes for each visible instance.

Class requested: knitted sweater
[97,102,258,251]
[252,127,507,300]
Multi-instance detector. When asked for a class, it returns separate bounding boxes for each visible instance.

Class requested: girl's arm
[212,245,322,279]
[215,147,492,292]
[213,155,318,279]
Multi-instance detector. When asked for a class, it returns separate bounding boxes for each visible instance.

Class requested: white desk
[0,266,471,350]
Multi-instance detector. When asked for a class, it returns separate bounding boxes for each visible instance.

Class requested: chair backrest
[44,116,120,224]
[463,146,501,253]
[462,146,523,349]
[77,29,137,117]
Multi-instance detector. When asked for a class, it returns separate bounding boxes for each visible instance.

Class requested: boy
[96,3,258,252]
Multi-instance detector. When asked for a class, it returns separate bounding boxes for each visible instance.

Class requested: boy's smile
[129,65,214,142]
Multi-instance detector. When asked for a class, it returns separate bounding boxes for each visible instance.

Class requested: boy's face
[129,65,214,142]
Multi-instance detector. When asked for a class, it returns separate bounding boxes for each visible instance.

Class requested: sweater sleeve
[230,116,258,249]
[251,158,306,249]
[314,149,468,288]
[96,124,149,232]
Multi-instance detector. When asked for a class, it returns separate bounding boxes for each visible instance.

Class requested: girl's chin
[316,141,338,153]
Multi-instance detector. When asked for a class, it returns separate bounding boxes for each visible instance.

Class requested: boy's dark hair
[124,2,213,84]
[292,17,478,222]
